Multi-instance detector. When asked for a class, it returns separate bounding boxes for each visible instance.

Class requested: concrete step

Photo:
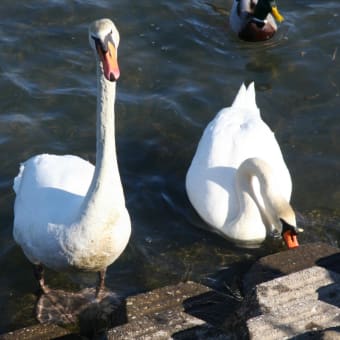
[107,305,229,339]
[0,324,70,340]
[0,281,232,340]
[246,266,340,339]
[107,281,231,339]
[254,266,340,314]
[2,242,340,339]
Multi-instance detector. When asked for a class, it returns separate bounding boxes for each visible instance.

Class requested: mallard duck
[230,0,284,41]
[13,18,131,293]
[186,83,299,248]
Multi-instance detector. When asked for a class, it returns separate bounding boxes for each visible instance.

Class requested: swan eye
[91,35,96,40]
[91,36,106,54]
[90,31,116,53]
[91,35,102,47]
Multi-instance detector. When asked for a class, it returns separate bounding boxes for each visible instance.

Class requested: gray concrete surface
[107,280,231,339]
[235,242,340,339]
[1,242,340,339]
[247,266,340,339]
[243,242,340,293]
[0,324,70,340]
[0,281,231,339]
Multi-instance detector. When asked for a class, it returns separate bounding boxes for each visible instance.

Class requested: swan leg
[96,269,107,297]
[33,264,50,294]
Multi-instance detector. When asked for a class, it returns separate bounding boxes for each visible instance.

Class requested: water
[0,0,339,334]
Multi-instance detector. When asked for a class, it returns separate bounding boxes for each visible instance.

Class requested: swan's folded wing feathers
[27,154,94,195]
[13,154,95,231]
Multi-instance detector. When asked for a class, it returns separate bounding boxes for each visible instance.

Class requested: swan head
[269,203,301,249]
[280,219,303,249]
[89,18,120,82]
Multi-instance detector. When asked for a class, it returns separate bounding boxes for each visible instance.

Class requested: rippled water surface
[0,0,339,334]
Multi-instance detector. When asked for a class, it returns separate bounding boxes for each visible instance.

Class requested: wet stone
[0,324,71,340]
[237,242,340,339]
[107,281,232,339]
[0,281,232,339]
[2,242,340,339]
[243,242,340,293]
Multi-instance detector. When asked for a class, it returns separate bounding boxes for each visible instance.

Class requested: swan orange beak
[283,230,299,249]
[97,41,120,82]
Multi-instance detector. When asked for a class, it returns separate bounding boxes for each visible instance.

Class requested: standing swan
[230,0,284,41]
[13,19,131,293]
[186,83,299,248]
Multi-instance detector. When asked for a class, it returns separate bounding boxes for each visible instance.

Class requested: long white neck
[222,158,295,242]
[78,64,125,224]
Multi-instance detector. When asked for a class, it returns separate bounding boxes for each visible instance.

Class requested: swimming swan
[13,18,131,292]
[186,83,299,248]
[230,0,284,41]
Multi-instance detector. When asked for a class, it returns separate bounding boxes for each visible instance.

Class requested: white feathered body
[13,154,131,272]
[186,83,291,239]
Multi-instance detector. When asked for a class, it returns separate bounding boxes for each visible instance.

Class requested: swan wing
[13,154,94,265]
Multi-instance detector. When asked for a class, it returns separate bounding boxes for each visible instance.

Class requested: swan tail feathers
[246,82,257,107]
[231,82,258,111]
[231,83,247,107]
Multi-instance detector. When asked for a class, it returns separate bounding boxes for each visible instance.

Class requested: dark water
[0,0,339,334]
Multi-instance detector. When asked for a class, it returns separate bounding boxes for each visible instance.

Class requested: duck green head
[253,0,284,22]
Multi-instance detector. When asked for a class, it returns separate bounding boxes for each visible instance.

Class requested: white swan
[186,83,299,248]
[230,0,284,41]
[13,18,131,292]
